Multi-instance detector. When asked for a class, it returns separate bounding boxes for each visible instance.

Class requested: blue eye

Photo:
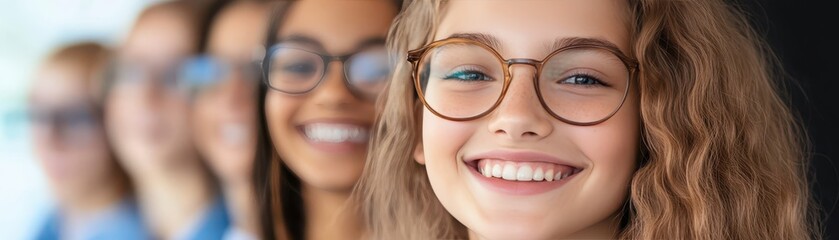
[443,70,492,81]
[559,74,604,86]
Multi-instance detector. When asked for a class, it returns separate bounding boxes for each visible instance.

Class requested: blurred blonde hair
[354,0,818,239]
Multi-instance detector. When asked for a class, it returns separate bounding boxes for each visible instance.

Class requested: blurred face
[106,10,197,174]
[192,2,266,184]
[265,0,395,192]
[30,62,117,202]
[414,1,639,239]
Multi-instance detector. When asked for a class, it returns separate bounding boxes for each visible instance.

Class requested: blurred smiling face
[191,2,266,183]
[106,9,197,174]
[265,0,395,192]
[30,60,114,201]
[415,0,640,239]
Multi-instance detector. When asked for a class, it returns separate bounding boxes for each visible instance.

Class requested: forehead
[436,0,631,56]
[208,2,268,59]
[31,64,91,105]
[122,10,195,63]
[277,0,395,54]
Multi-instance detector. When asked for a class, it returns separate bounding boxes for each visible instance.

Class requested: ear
[412,101,426,165]
[413,140,426,165]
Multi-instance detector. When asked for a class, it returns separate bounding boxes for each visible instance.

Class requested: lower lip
[297,128,366,154]
[465,161,578,196]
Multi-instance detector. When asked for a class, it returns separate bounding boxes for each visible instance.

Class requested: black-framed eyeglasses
[407,37,639,126]
[261,43,390,99]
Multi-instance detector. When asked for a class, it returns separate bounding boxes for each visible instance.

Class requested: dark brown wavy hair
[253,1,403,240]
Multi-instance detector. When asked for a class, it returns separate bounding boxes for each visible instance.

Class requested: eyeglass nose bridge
[319,54,378,101]
[503,58,543,78]
[505,58,542,67]
[326,55,352,63]
[492,58,552,119]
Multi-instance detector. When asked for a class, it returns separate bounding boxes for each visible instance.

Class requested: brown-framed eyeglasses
[407,37,638,126]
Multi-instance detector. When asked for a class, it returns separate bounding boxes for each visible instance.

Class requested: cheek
[31,128,57,157]
[421,109,478,200]
[422,109,475,164]
[265,91,299,144]
[566,124,637,208]
[104,88,138,147]
[571,118,638,175]
[44,134,112,184]
[566,96,640,212]
[104,88,131,129]
[192,96,220,154]
[75,140,115,179]
[160,97,192,132]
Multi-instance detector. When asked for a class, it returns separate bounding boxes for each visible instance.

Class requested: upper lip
[295,118,372,127]
[463,149,583,169]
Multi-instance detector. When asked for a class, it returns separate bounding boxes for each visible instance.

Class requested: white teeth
[502,164,517,180]
[303,123,368,143]
[491,164,503,178]
[516,165,533,181]
[533,167,544,181]
[545,169,554,182]
[477,160,577,182]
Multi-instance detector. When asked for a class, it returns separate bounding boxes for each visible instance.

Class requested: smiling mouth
[219,122,249,146]
[472,159,582,182]
[300,123,369,144]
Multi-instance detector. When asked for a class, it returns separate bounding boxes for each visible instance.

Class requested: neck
[60,178,126,221]
[468,214,620,240]
[222,178,260,236]
[562,214,620,239]
[302,185,363,240]
[134,158,215,239]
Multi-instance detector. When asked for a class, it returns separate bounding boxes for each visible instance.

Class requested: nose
[486,65,553,141]
[309,61,358,110]
[219,69,254,109]
[33,116,61,147]
[138,75,165,107]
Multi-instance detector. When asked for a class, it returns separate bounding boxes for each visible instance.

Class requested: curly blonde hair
[354,0,818,239]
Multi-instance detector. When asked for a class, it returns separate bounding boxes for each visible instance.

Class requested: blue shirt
[175,196,230,240]
[35,198,149,240]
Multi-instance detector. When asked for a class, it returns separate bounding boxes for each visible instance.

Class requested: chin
[469,222,557,240]
[297,169,361,192]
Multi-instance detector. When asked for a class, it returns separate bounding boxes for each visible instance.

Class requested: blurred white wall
[0,0,161,238]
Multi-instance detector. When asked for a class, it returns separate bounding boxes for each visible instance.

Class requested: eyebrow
[549,37,625,56]
[448,33,503,51]
[276,34,387,55]
[445,32,628,58]
[277,34,324,51]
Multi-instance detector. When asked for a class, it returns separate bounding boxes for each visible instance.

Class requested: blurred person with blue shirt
[29,42,149,240]
[181,1,276,240]
[103,1,231,239]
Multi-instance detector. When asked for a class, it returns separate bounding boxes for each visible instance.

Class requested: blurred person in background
[182,0,274,239]
[254,0,399,239]
[103,1,231,239]
[29,42,149,240]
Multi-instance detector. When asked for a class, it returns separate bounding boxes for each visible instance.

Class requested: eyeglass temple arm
[407,48,427,62]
